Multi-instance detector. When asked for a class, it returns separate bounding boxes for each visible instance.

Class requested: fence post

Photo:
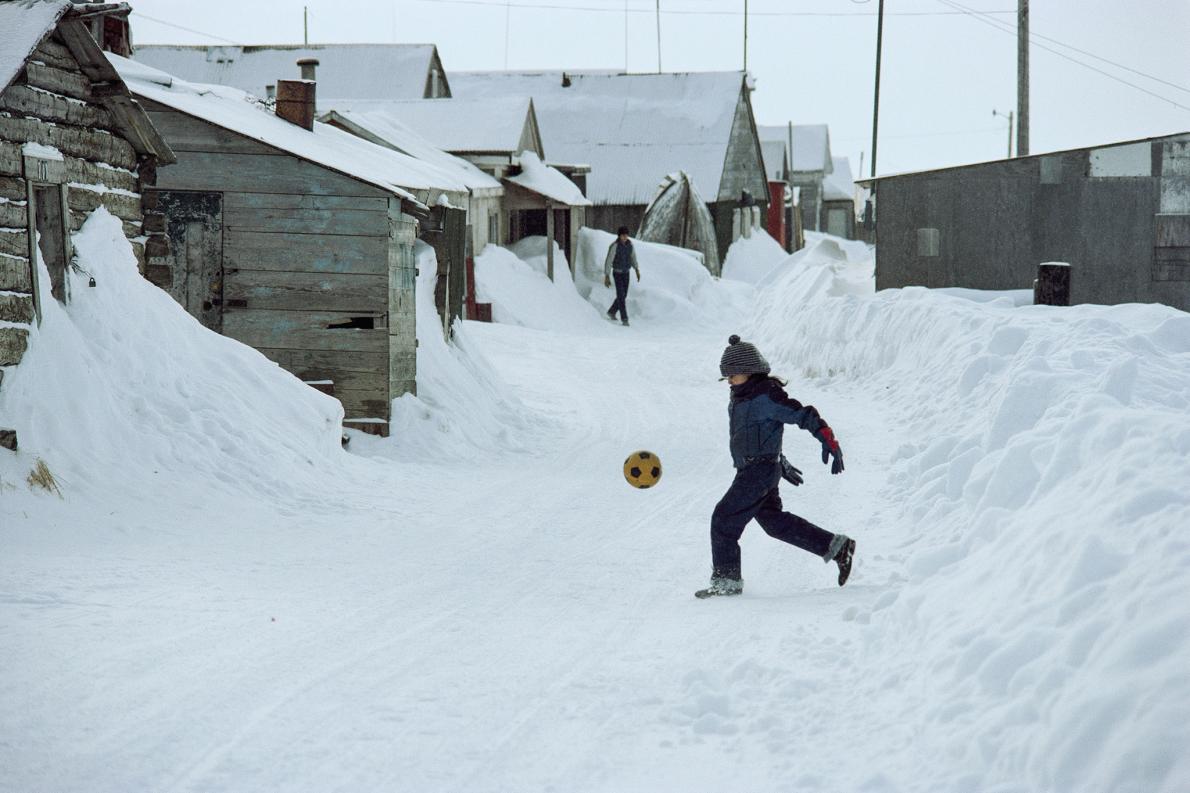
[1034,261,1071,305]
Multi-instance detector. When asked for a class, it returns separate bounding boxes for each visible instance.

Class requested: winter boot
[695,568,743,599]
[621,317,630,327]
[826,535,856,587]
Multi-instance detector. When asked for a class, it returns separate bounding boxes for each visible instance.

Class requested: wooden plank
[0,230,29,259]
[67,187,141,222]
[0,84,112,130]
[257,346,387,378]
[224,270,387,312]
[152,150,392,199]
[224,229,389,275]
[24,62,93,103]
[143,110,277,156]
[0,201,27,229]
[0,176,26,201]
[0,253,33,292]
[0,115,137,170]
[223,205,387,237]
[334,389,390,421]
[32,38,80,72]
[223,192,389,212]
[64,157,139,193]
[0,140,22,174]
[222,309,390,353]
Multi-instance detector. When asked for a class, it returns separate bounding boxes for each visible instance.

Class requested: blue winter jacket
[728,376,827,468]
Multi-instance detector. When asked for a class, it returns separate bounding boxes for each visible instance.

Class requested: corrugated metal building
[861,132,1190,311]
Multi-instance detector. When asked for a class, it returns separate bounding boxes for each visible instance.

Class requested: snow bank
[719,230,787,286]
[473,237,609,333]
[573,227,754,326]
[750,263,1190,790]
[0,208,344,503]
[364,242,537,460]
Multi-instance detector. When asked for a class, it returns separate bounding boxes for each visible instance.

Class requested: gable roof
[1,0,174,163]
[760,140,786,181]
[823,156,855,201]
[112,55,477,205]
[448,70,752,206]
[132,43,449,105]
[319,108,502,193]
[324,97,541,157]
[0,0,69,93]
[758,124,833,174]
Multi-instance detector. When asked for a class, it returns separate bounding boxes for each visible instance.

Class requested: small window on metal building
[917,228,940,257]
[1040,156,1063,185]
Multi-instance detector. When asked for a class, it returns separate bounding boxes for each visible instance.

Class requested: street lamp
[992,109,1014,159]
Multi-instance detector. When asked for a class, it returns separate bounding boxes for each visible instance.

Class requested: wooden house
[325,97,590,276]
[759,124,833,236]
[449,71,768,265]
[0,0,173,451]
[133,43,452,104]
[859,132,1190,311]
[112,55,475,436]
[821,156,857,240]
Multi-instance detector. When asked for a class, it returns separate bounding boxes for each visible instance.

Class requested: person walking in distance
[697,335,855,599]
[604,226,641,326]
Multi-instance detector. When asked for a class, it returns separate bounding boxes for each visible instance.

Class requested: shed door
[153,190,224,332]
[826,207,850,239]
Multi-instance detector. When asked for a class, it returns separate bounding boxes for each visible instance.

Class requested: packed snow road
[2,319,894,793]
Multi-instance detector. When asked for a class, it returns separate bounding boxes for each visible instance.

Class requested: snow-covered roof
[112,55,476,204]
[0,0,70,93]
[823,156,855,201]
[758,124,833,173]
[760,140,786,181]
[505,151,590,206]
[448,71,750,206]
[319,109,502,193]
[325,97,539,156]
[132,43,447,106]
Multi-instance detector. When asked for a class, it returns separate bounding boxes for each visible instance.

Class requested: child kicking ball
[696,335,855,599]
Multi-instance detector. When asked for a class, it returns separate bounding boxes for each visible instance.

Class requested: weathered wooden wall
[143,103,419,424]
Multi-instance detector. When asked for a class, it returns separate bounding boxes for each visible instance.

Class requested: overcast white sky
[126,0,1190,178]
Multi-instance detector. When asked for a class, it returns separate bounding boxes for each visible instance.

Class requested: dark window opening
[327,316,375,330]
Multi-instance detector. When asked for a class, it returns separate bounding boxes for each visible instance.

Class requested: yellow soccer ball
[623,450,662,489]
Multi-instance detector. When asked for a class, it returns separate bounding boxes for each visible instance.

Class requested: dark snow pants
[607,271,630,321]
[710,460,835,576]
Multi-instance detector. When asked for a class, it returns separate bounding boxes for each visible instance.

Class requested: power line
[936,0,1190,112]
[411,0,1016,17]
[130,11,242,45]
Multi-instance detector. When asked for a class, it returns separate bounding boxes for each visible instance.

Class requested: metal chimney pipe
[297,57,319,82]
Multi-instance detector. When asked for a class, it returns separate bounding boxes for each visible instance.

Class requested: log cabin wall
[139,100,418,429]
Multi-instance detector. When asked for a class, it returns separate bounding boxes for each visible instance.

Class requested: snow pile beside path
[757,235,875,297]
[374,242,538,460]
[473,237,609,333]
[720,230,788,285]
[0,208,343,503]
[751,274,1190,790]
[573,227,754,325]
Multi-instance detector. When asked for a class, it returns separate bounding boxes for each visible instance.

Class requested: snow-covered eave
[124,84,426,211]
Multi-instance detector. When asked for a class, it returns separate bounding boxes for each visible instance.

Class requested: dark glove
[817,426,845,474]
[604,276,611,288]
[779,455,804,486]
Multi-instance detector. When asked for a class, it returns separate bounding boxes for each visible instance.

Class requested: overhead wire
[129,11,243,45]
[935,0,1190,112]
[410,0,1016,17]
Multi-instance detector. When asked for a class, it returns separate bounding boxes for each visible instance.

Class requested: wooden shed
[0,0,173,450]
[112,55,457,436]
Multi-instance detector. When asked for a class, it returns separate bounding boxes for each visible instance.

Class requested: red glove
[817,426,844,474]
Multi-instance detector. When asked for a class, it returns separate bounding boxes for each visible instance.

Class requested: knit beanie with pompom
[719,334,771,379]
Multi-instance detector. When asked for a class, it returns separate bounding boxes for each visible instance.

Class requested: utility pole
[870,0,885,178]
[743,0,749,72]
[624,0,629,72]
[303,6,308,46]
[993,109,1014,158]
[656,0,662,73]
[1017,0,1029,156]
